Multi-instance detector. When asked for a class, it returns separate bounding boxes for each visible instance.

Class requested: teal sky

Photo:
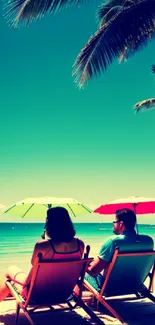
[1,3,155,223]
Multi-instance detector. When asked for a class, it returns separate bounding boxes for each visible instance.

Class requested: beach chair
[6,245,104,325]
[84,248,155,323]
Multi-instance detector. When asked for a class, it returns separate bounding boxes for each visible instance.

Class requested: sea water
[0,223,155,275]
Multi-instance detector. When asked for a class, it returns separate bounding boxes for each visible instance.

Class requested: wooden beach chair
[6,245,104,325]
[84,249,155,323]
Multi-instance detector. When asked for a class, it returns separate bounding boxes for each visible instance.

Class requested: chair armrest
[6,280,25,304]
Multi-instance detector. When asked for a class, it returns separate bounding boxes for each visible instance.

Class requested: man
[86,208,154,290]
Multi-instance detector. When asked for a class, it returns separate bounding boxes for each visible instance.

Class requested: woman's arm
[31,243,40,266]
[31,241,46,265]
[31,240,53,265]
[22,243,39,287]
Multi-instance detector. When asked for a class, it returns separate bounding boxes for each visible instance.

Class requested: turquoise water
[0,223,155,274]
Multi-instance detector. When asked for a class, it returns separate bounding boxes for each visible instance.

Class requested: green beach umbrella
[0,204,6,211]
[5,196,92,220]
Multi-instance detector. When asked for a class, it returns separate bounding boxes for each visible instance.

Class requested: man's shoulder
[138,234,153,241]
[109,233,154,252]
[100,233,154,254]
[107,234,126,243]
[99,235,124,252]
[100,234,125,249]
[137,234,154,250]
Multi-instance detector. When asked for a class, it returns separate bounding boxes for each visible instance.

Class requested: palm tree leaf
[133,98,155,113]
[119,29,154,63]
[151,64,155,74]
[99,6,122,26]
[97,0,136,25]
[97,0,125,24]
[4,0,90,27]
[73,0,155,87]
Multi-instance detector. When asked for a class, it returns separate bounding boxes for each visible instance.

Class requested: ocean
[0,223,155,275]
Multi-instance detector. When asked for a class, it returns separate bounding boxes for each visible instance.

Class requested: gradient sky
[1,3,155,223]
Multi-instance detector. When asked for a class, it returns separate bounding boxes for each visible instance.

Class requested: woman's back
[31,237,84,263]
[0,207,85,303]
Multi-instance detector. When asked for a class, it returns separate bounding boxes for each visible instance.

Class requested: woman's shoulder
[35,239,50,248]
[34,239,53,256]
[75,237,84,244]
[75,237,85,253]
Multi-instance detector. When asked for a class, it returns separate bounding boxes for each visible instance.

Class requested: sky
[1,2,155,223]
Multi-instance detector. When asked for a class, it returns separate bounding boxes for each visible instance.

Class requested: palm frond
[97,0,124,23]
[73,0,155,87]
[133,98,155,113]
[4,0,89,27]
[151,64,155,74]
[119,30,154,63]
[97,0,137,25]
[118,47,128,63]
[99,6,122,26]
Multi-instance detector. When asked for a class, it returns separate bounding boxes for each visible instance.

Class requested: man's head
[113,208,136,235]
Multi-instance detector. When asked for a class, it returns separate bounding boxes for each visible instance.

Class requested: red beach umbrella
[94,196,155,215]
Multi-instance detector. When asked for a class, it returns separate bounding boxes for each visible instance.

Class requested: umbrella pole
[133,204,140,242]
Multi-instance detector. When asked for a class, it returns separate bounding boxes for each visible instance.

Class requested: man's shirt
[98,231,154,262]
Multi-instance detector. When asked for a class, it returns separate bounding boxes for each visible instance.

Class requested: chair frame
[6,246,104,325]
[84,249,155,323]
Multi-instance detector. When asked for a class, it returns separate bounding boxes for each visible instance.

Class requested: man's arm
[87,238,115,276]
[87,257,109,276]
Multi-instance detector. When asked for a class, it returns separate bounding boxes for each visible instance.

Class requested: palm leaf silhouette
[119,29,154,63]
[134,98,155,113]
[73,0,155,87]
[151,64,155,74]
[97,0,124,26]
[4,0,91,26]
[98,5,122,26]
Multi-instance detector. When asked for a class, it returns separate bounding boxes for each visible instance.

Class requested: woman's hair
[45,207,76,242]
[116,208,136,231]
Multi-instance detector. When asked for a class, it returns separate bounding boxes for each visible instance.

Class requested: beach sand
[0,298,122,325]
[1,291,155,325]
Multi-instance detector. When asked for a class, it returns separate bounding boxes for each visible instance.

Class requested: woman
[0,207,85,301]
